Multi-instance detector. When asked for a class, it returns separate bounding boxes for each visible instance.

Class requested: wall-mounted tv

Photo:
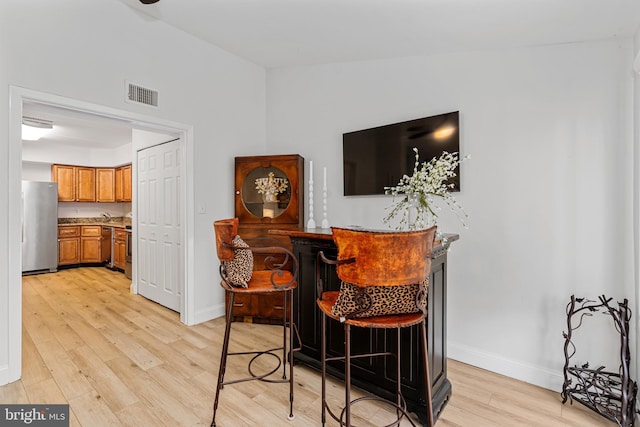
[343,111,460,196]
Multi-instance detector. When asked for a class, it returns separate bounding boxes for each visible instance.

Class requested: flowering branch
[383,148,468,230]
[255,172,289,196]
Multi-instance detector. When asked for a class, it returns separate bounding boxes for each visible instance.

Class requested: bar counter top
[270,226,459,250]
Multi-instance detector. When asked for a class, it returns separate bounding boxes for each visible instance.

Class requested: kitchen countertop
[58,217,132,229]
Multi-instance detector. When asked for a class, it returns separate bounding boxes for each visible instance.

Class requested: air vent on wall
[126,82,158,107]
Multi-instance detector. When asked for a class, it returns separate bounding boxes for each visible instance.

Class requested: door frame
[7,85,196,383]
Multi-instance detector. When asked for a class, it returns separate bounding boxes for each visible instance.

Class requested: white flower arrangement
[255,172,289,199]
[383,148,468,230]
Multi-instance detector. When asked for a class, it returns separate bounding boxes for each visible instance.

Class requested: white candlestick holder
[321,166,329,229]
[307,160,316,229]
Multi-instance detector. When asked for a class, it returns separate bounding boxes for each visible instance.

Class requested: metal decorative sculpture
[562,295,638,427]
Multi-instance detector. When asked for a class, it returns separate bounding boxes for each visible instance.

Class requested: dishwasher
[124,227,132,279]
[102,226,115,269]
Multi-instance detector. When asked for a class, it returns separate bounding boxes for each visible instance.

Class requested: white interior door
[137,139,183,312]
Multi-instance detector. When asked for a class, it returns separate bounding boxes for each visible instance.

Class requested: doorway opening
[7,85,195,383]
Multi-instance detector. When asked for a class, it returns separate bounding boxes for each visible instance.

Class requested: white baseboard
[448,341,564,392]
[0,364,20,387]
[193,303,225,325]
[0,364,7,386]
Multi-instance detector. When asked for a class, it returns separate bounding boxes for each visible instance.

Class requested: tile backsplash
[57,202,132,219]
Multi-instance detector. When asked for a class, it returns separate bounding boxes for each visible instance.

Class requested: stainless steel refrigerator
[22,181,58,274]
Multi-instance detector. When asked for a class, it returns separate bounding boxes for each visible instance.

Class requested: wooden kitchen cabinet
[58,224,127,269]
[115,164,132,202]
[230,154,304,323]
[76,167,96,202]
[51,165,76,201]
[80,225,103,263]
[51,164,96,202]
[58,226,80,265]
[123,164,132,202]
[115,167,123,201]
[52,163,131,203]
[113,229,128,270]
[96,168,116,202]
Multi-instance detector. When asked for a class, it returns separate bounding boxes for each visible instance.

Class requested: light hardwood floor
[0,267,610,426]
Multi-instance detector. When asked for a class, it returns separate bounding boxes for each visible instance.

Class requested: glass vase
[406,193,436,231]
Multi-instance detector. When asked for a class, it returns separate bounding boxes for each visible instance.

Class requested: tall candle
[323,166,327,188]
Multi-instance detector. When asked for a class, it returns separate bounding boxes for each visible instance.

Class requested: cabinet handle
[233,303,244,307]
[273,305,284,310]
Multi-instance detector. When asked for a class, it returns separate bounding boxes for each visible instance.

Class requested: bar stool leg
[282,290,288,380]
[320,311,327,426]
[420,320,434,427]
[211,291,235,427]
[396,327,402,422]
[344,323,351,426]
[287,289,295,420]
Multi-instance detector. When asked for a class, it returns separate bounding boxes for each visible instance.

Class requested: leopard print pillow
[331,277,428,319]
[222,235,253,288]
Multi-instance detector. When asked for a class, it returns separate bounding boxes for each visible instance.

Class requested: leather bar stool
[211,218,300,426]
[316,225,437,426]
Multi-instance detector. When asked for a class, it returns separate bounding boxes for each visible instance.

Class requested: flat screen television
[343,111,460,196]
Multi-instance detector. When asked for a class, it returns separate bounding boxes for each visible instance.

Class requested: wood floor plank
[68,391,124,427]
[122,309,183,344]
[58,309,124,362]
[33,338,95,401]
[22,378,68,404]
[97,325,163,371]
[105,356,201,426]
[3,267,619,426]
[169,338,219,372]
[0,380,29,404]
[146,363,213,418]
[67,345,140,412]
[20,328,53,386]
[114,401,166,427]
[129,328,207,380]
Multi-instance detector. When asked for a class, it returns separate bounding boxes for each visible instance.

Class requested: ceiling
[23,1,640,151]
[122,0,640,69]
[22,102,134,150]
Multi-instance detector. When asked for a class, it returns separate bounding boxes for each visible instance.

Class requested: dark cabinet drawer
[227,292,290,324]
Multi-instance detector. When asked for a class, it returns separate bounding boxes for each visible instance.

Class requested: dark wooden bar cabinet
[271,228,457,424]
[230,154,304,324]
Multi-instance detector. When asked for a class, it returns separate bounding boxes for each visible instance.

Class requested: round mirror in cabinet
[241,166,291,219]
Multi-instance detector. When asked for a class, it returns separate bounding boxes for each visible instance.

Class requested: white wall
[22,162,52,182]
[22,142,133,167]
[266,39,636,391]
[0,0,266,384]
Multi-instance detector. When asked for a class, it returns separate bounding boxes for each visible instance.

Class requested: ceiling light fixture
[22,117,54,141]
[139,0,160,4]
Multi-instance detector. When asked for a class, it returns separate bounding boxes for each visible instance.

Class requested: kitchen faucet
[101,212,111,222]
